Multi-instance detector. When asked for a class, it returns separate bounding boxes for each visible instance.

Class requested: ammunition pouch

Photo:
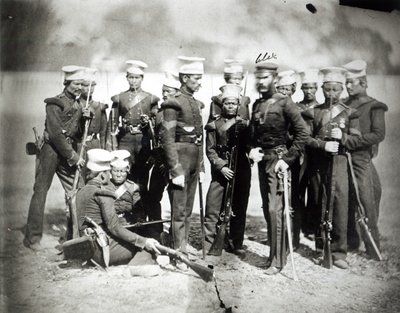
[61,234,97,261]
[26,142,38,155]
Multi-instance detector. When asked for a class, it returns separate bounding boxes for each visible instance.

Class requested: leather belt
[175,134,202,146]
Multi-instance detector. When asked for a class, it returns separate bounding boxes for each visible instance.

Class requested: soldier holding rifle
[23,66,90,250]
[342,60,387,258]
[204,84,251,256]
[248,61,308,275]
[159,56,206,270]
[306,67,361,269]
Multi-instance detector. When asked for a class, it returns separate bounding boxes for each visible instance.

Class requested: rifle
[109,109,119,151]
[123,219,171,229]
[346,152,382,261]
[67,81,93,239]
[208,121,240,256]
[279,170,299,281]
[155,244,214,282]
[321,96,337,269]
[198,179,206,259]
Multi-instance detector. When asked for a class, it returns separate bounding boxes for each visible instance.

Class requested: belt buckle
[194,134,202,145]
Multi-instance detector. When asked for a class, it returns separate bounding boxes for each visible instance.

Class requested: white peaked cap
[178,56,205,75]
[320,67,347,84]
[343,60,367,79]
[126,60,148,75]
[298,69,320,85]
[62,65,86,81]
[86,149,113,172]
[163,71,180,89]
[220,84,242,100]
[223,59,244,74]
[110,150,131,169]
[275,70,297,87]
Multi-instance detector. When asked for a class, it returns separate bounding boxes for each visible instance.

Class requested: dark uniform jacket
[44,90,84,166]
[208,94,251,122]
[86,99,108,149]
[77,177,147,249]
[297,99,319,135]
[344,93,388,156]
[307,101,361,152]
[251,93,308,165]
[160,89,205,178]
[108,89,159,137]
[205,117,249,172]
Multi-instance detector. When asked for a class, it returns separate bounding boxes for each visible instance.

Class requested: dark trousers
[167,143,201,253]
[348,151,380,253]
[319,155,349,261]
[204,160,251,249]
[258,158,288,269]
[24,143,76,245]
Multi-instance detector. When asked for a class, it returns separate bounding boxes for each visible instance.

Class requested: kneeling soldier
[77,149,160,266]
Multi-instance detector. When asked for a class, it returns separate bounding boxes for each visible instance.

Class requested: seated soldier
[77,149,160,266]
[109,150,146,226]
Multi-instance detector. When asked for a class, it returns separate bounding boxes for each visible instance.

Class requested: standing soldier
[106,60,159,192]
[208,59,250,122]
[294,69,321,245]
[307,67,361,269]
[275,70,297,98]
[204,84,251,255]
[343,60,387,257]
[80,68,108,150]
[147,71,181,240]
[159,56,205,269]
[248,62,308,275]
[76,149,160,266]
[23,66,87,250]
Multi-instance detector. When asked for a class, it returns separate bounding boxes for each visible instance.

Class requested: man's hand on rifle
[82,107,93,120]
[172,175,185,188]
[249,147,264,163]
[77,157,86,168]
[324,141,339,153]
[221,166,234,180]
[199,171,205,183]
[144,238,161,255]
[274,159,289,173]
[330,127,342,140]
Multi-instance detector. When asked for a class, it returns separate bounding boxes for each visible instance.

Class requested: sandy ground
[1,73,400,312]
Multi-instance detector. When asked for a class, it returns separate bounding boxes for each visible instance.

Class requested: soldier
[293,69,321,245]
[248,62,308,275]
[343,60,387,257]
[159,56,205,269]
[275,70,297,98]
[77,149,160,266]
[106,60,159,192]
[109,150,146,227]
[80,68,108,150]
[306,67,361,269]
[204,84,251,255]
[146,71,181,239]
[208,59,250,122]
[23,66,88,250]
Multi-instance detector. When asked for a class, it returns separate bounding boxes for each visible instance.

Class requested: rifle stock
[155,244,214,282]
[198,180,206,259]
[123,219,171,229]
[346,152,382,261]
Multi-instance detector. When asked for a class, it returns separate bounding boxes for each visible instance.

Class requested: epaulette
[100,102,108,111]
[94,186,116,199]
[241,96,251,106]
[197,100,205,110]
[272,93,287,100]
[371,100,388,111]
[147,93,160,105]
[111,91,126,103]
[44,97,65,110]
[204,120,216,131]
[161,98,181,111]
[211,95,223,106]
[338,101,352,111]
[125,180,140,193]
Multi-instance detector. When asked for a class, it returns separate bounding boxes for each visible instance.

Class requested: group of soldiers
[23,55,387,274]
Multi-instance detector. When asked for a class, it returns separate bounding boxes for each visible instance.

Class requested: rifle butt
[322,242,333,269]
[208,224,227,256]
[360,221,383,261]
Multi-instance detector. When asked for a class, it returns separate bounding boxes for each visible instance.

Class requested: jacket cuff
[133,235,147,249]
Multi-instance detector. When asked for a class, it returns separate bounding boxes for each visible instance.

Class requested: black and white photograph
[1,0,400,312]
